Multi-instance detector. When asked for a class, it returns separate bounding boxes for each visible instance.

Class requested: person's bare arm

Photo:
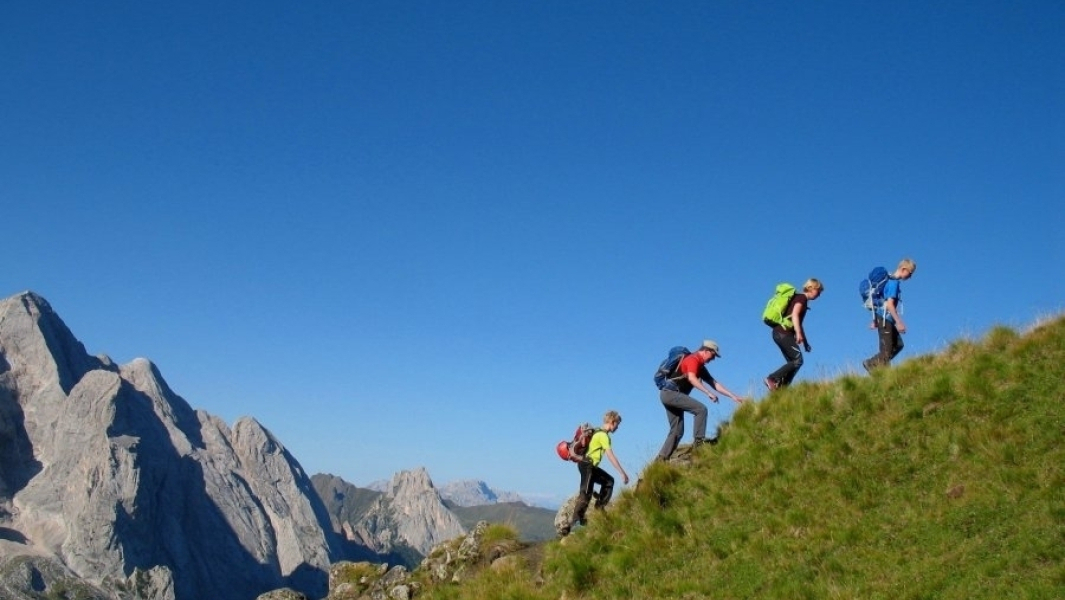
[713,381,745,404]
[791,302,807,346]
[688,371,718,402]
[605,448,629,485]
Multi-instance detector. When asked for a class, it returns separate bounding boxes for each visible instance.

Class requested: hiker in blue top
[863,258,917,371]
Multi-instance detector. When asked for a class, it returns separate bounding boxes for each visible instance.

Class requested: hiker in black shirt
[765,278,823,390]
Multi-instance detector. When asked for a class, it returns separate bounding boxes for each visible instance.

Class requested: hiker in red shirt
[655,340,745,461]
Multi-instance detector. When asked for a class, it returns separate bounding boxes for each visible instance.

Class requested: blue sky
[3,1,1062,508]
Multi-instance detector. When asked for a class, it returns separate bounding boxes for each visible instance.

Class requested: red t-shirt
[675,353,716,394]
[678,353,703,376]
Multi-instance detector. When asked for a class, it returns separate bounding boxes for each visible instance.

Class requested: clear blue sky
[3,2,1062,507]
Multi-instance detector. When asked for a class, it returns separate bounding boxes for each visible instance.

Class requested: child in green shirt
[561,410,630,536]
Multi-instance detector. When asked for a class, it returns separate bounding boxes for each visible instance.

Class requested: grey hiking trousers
[867,315,904,367]
[656,388,709,461]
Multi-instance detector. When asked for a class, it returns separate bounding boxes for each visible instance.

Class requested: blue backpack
[858,266,890,311]
[653,346,691,391]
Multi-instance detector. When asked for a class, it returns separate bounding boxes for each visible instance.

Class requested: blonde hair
[803,278,824,292]
[898,258,916,273]
[604,410,622,425]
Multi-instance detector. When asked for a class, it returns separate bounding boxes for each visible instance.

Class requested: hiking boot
[692,437,717,450]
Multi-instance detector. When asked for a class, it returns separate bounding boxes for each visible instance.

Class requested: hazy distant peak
[439,479,525,507]
[366,474,526,506]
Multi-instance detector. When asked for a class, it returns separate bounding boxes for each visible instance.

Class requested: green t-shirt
[587,430,612,467]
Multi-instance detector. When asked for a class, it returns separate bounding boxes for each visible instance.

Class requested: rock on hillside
[0,291,341,600]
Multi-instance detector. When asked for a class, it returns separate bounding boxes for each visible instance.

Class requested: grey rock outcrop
[318,520,529,599]
[553,494,579,537]
[0,291,341,599]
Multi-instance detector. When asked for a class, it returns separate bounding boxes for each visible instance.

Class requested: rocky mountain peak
[348,468,465,557]
[385,467,435,498]
[0,291,341,599]
[0,291,107,396]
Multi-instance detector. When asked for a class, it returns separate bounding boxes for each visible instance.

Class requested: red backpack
[555,423,596,462]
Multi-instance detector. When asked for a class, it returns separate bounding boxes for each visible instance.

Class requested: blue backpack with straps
[858,266,890,311]
[653,346,690,391]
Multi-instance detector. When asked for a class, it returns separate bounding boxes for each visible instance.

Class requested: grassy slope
[422,317,1065,599]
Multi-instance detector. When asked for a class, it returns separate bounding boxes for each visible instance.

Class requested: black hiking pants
[570,460,614,528]
[767,327,803,386]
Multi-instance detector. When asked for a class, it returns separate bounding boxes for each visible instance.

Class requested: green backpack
[762,282,796,328]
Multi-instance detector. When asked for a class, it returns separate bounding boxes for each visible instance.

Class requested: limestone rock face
[0,291,340,600]
[349,468,466,557]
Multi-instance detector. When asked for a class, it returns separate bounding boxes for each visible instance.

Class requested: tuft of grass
[480,522,519,546]
[419,316,1065,599]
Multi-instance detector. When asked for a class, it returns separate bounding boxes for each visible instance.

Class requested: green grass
[420,316,1065,600]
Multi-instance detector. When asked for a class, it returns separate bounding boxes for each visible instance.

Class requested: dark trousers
[867,316,904,367]
[767,328,803,386]
[570,460,614,528]
[656,388,709,460]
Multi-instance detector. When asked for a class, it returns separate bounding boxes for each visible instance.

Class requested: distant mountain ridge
[437,479,527,506]
[368,477,530,507]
